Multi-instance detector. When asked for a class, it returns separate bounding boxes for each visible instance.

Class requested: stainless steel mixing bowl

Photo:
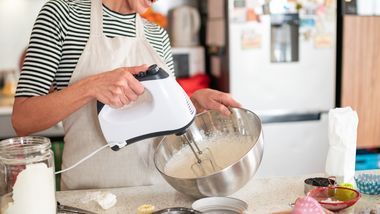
[154,108,264,198]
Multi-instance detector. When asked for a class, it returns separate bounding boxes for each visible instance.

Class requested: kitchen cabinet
[341,16,380,149]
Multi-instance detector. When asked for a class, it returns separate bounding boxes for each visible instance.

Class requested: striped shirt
[16,0,174,97]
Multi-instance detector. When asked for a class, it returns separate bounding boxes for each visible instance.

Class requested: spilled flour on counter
[1,163,56,214]
[164,134,253,178]
[80,191,117,210]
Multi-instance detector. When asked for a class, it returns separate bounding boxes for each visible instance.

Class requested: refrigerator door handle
[258,110,328,124]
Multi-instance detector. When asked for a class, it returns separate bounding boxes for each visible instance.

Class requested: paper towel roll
[325,107,359,184]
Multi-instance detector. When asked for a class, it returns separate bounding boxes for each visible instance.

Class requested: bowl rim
[191,196,248,211]
[355,173,380,182]
[307,186,361,206]
[153,107,263,180]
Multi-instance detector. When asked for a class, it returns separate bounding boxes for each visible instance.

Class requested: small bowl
[355,173,380,195]
[307,186,361,211]
[192,197,248,214]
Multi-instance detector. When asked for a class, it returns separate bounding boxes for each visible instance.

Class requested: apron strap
[135,13,146,39]
[90,0,104,37]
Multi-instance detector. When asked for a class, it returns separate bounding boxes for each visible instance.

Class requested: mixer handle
[96,65,169,114]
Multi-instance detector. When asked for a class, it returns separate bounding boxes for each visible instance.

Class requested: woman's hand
[87,65,148,108]
[190,88,241,116]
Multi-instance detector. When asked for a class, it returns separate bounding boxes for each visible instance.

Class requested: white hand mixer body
[97,64,196,150]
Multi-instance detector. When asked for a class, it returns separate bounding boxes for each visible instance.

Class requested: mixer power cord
[55,144,109,175]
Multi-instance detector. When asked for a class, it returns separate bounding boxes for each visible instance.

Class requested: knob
[147,64,160,75]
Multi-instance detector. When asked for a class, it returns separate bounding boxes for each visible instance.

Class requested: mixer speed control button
[147,64,160,75]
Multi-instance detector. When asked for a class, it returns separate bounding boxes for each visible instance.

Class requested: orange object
[141,8,167,28]
[246,8,260,22]
[176,74,210,97]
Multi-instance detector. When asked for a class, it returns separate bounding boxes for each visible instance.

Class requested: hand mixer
[97,64,196,151]
[56,64,220,176]
[98,64,221,176]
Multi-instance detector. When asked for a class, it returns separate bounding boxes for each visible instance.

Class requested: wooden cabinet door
[342,16,380,148]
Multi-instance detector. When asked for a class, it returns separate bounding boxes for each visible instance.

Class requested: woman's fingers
[190,88,241,116]
[218,92,241,108]
[94,64,167,108]
[123,65,147,95]
[209,100,231,116]
[107,65,148,107]
[123,64,149,75]
[119,93,130,106]
[123,86,138,102]
[127,76,145,95]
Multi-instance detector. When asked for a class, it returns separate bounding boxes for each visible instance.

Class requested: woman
[12,0,240,190]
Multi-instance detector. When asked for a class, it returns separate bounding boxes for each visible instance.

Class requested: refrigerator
[226,0,337,176]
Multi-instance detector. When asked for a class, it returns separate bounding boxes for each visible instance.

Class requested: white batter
[164,134,253,178]
[1,163,56,214]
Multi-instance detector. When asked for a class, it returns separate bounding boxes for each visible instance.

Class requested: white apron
[61,0,169,190]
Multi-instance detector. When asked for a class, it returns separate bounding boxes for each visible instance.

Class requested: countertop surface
[56,170,380,214]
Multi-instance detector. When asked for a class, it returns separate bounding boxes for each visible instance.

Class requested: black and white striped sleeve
[160,28,175,76]
[143,20,175,76]
[15,0,67,97]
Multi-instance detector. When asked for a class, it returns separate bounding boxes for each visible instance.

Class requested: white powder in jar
[1,163,56,214]
[164,134,253,178]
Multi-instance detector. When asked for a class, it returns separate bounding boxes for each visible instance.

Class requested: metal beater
[182,133,222,177]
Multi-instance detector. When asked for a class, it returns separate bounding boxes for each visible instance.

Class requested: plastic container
[0,136,56,214]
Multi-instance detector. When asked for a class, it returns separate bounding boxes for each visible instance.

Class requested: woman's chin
[145,0,154,7]
[136,7,150,15]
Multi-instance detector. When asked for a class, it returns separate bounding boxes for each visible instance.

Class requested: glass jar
[0,136,56,214]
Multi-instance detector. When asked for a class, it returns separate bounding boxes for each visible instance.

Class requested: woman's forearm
[12,77,95,136]
[12,65,146,136]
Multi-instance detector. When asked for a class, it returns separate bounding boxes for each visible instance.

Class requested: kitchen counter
[56,170,380,214]
[0,96,13,115]
[0,106,12,115]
